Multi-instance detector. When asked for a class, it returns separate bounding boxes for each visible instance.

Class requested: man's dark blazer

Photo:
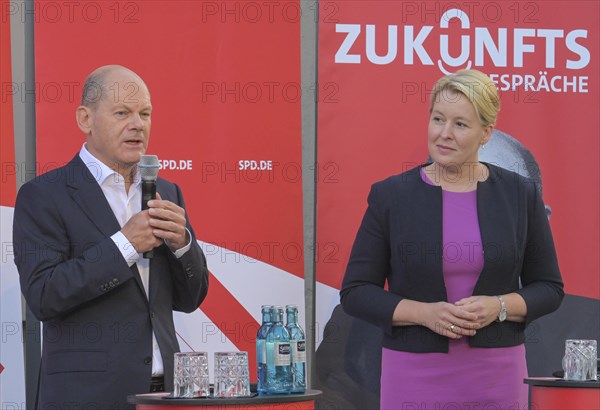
[13,155,209,410]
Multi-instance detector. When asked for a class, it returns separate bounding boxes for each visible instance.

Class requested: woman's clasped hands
[424,295,501,339]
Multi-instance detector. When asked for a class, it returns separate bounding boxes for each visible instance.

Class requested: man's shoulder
[156,176,178,191]
[156,177,182,200]
[20,155,82,190]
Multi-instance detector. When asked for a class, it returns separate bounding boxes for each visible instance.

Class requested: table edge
[128,389,322,405]
[524,377,600,388]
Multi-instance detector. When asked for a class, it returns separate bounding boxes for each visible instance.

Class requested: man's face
[428,90,491,169]
[79,70,152,174]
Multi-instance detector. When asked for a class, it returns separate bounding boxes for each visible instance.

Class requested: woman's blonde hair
[430,69,500,128]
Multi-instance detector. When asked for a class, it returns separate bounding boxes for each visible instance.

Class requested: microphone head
[139,155,160,181]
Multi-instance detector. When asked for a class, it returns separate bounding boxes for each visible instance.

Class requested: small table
[524,377,600,410]
[128,390,322,410]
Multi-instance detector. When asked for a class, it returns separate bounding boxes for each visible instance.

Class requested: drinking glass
[173,352,210,397]
[562,339,597,381]
[214,351,251,397]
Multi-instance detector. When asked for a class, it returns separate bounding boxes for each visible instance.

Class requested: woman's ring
[449,324,456,332]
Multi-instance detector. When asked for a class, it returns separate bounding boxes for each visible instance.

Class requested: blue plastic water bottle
[286,305,306,393]
[256,305,273,395]
[265,306,292,394]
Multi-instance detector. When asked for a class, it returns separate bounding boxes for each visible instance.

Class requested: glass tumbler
[562,339,597,381]
[173,352,210,397]
[214,351,251,397]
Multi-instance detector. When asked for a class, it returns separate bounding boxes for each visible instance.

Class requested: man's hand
[120,210,163,253]
[147,192,189,252]
[120,193,189,253]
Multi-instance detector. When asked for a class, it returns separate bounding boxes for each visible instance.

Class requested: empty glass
[562,339,597,381]
[173,352,210,397]
[214,351,251,397]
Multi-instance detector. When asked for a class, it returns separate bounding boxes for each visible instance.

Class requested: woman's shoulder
[365,165,430,210]
[485,162,539,189]
[372,164,424,190]
[483,162,542,207]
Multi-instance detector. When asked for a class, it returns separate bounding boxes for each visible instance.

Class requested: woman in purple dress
[340,70,564,410]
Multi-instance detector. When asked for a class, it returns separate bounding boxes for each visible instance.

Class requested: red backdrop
[317,0,600,301]
[33,0,304,379]
[1,0,26,403]
[1,0,16,207]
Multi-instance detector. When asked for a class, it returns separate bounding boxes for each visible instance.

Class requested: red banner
[1,0,16,207]
[33,0,304,377]
[317,0,599,301]
[1,0,26,404]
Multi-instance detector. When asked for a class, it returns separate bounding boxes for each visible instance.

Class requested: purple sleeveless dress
[379,170,528,410]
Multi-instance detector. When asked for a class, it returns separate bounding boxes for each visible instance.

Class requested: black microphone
[139,155,160,258]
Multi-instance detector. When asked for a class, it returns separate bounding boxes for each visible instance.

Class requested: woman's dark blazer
[340,163,564,353]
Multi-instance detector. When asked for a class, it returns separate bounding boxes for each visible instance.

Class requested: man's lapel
[65,155,146,294]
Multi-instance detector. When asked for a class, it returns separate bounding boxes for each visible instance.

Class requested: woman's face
[428,89,492,170]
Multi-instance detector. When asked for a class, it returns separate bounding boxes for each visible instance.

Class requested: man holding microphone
[13,65,209,409]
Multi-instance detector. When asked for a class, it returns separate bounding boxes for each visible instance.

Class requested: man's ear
[76,106,93,135]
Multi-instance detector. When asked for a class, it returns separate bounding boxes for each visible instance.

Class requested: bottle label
[257,339,266,364]
[274,342,291,366]
[291,340,306,363]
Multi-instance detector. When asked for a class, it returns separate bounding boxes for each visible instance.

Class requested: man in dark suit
[13,65,209,409]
